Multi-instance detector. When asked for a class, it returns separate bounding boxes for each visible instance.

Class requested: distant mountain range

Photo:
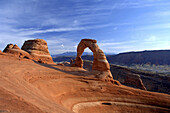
[107,50,170,65]
[52,50,170,65]
[51,52,93,57]
[51,52,115,57]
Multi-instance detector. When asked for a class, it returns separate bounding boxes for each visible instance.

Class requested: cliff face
[83,60,146,90]
[83,60,170,94]
[109,64,170,94]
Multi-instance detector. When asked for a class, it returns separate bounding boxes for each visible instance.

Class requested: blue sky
[0,0,170,55]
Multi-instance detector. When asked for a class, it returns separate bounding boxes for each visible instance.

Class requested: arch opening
[72,39,113,80]
[82,48,93,71]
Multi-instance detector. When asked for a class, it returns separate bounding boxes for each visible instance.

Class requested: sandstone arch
[72,39,113,80]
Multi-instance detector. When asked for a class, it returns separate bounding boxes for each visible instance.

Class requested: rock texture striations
[0,54,170,113]
[2,39,54,64]
[72,39,113,80]
[21,39,54,64]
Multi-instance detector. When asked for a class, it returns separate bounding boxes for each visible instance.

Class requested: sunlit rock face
[72,39,113,80]
[21,39,54,64]
[3,44,31,58]
[0,50,3,55]
[2,39,54,64]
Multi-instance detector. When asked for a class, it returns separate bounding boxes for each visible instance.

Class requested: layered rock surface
[72,39,112,80]
[0,55,169,113]
[3,44,31,58]
[21,39,54,64]
[2,39,54,64]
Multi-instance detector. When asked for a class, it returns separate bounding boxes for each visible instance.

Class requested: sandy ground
[0,54,170,113]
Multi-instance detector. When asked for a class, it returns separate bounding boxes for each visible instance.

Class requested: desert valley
[0,39,169,113]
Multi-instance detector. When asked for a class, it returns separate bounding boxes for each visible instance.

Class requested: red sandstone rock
[21,39,54,64]
[3,44,31,58]
[72,39,113,80]
[13,44,20,49]
[3,44,14,52]
[3,39,54,64]
[0,50,3,55]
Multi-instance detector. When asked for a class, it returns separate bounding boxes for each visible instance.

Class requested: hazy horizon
[0,0,170,54]
[51,49,170,56]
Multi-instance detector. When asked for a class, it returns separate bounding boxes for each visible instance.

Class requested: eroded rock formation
[2,39,54,64]
[72,39,113,80]
[21,39,54,64]
[3,44,31,58]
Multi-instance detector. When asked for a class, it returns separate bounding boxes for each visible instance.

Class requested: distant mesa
[2,39,54,64]
[72,39,113,81]
[107,50,170,65]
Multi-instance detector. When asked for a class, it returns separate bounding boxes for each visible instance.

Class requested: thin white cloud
[145,36,157,42]
[154,11,170,17]
[16,23,115,36]
[137,23,170,30]
[0,34,33,51]
[98,40,137,47]
[0,0,170,55]
[61,44,64,48]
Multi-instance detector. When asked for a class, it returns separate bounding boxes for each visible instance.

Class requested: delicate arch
[72,39,113,79]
